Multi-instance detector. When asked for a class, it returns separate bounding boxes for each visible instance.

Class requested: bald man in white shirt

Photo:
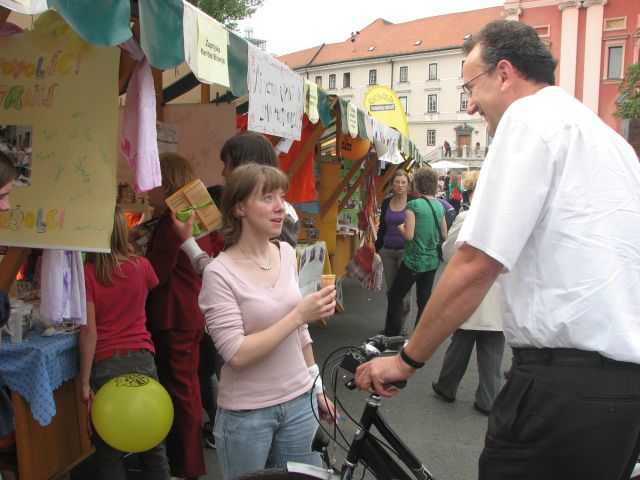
[355,20,640,480]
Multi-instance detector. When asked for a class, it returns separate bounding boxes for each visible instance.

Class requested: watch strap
[400,347,425,369]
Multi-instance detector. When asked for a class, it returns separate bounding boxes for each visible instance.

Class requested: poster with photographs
[299,214,320,242]
[1,125,33,188]
[297,241,327,296]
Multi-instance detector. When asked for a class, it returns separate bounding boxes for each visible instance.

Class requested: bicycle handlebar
[340,335,408,390]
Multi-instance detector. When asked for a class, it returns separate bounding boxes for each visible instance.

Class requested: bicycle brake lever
[384,380,407,390]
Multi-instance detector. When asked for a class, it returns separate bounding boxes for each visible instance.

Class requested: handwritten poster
[247,44,304,141]
[0,31,119,251]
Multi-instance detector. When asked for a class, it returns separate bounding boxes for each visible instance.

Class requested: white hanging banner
[0,0,48,14]
[247,43,304,141]
[347,102,358,138]
[183,2,229,87]
[305,80,319,124]
[371,120,402,164]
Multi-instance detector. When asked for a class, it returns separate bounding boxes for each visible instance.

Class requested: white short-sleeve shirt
[458,86,640,363]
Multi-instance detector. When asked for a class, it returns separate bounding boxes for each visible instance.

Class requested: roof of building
[277,7,503,69]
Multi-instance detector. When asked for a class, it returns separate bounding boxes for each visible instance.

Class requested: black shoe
[473,402,490,416]
[205,431,216,449]
[431,381,455,403]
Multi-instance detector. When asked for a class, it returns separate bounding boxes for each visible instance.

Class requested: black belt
[383,245,404,251]
[512,347,640,369]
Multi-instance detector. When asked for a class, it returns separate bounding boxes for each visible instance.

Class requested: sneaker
[205,431,216,449]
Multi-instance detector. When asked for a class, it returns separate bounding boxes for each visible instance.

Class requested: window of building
[460,92,468,111]
[607,45,623,79]
[369,69,377,85]
[343,72,351,88]
[315,75,322,87]
[427,94,438,113]
[427,130,436,146]
[399,96,408,114]
[428,63,438,80]
[399,66,408,83]
[534,25,550,37]
[329,74,336,89]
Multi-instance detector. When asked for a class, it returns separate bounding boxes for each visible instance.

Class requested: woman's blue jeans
[214,390,321,480]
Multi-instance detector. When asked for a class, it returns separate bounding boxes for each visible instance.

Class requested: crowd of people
[77,132,336,480]
[356,19,640,480]
[1,17,640,480]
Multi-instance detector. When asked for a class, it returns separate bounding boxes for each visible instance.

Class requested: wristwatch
[400,347,425,369]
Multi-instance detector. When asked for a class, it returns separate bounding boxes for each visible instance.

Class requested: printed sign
[247,44,304,140]
[195,12,229,86]
[0,32,119,251]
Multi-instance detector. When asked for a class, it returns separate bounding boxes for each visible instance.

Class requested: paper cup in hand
[319,275,337,324]
[321,274,336,288]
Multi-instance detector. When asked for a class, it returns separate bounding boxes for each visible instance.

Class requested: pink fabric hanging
[119,39,162,192]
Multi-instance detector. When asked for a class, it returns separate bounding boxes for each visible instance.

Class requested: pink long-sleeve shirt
[199,241,313,410]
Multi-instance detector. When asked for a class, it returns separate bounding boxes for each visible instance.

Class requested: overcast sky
[237,0,504,56]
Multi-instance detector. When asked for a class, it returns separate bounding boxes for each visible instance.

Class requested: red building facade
[504,0,640,132]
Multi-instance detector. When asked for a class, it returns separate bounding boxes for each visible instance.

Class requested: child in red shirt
[79,207,170,479]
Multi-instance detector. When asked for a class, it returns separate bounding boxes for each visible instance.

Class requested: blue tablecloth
[0,330,78,426]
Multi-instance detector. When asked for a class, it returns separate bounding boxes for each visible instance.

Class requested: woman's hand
[82,385,95,437]
[171,210,195,242]
[317,394,340,424]
[81,383,94,404]
[295,285,336,325]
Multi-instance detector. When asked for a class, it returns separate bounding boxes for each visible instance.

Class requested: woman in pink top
[199,164,336,480]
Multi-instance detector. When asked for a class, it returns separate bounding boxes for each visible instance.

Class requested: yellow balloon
[92,374,174,453]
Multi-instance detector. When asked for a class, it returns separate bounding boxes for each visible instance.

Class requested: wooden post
[200,84,210,104]
[283,122,326,179]
[319,155,366,218]
[338,157,377,212]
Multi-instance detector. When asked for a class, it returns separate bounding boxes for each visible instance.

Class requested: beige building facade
[278,8,503,163]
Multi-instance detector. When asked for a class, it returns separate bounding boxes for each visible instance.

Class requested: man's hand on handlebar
[354,354,417,397]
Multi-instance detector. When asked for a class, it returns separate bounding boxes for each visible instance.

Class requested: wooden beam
[0,247,30,291]
[118,20,140,95]
[0,6,10,28]
[320,155,366,218]
[338,157,377,212]
[284,122,326,179]
[200,84,210,104]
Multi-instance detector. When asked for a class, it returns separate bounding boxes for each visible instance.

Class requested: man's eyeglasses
[462,68,493,96]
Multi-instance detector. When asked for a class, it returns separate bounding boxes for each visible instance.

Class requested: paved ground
[72,277,510,480]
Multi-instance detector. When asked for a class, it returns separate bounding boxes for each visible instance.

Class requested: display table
[0,331,93,479]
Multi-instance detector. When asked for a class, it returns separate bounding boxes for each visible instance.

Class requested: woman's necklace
[236,243,272,271]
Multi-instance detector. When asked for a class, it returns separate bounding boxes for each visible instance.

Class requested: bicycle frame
[339,393,435,480]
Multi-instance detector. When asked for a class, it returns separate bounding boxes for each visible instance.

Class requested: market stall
[0,2,425,477]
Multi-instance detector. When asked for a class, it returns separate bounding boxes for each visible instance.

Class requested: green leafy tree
[186,0,263,32]
[615,63,640,120]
